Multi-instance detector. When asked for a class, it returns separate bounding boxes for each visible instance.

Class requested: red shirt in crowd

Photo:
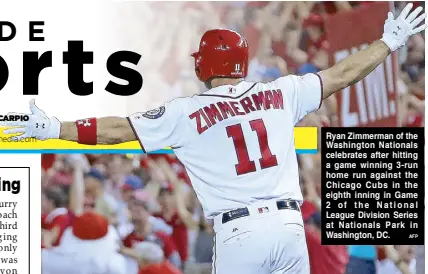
[305,224,349,274]
[41,208,71,247]
[123,230,177,259]
[306,34,330,64]
[138,261,182,274]
[41,154,56,171]
[153,212,188,261]
[271,40,300,72]
[405,111,424,127]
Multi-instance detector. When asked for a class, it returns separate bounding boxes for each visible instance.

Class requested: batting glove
[0,99,61,141]
[381,3,427,52]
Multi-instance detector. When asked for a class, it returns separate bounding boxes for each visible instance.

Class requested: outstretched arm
[1,98,189,152]
[318,4,426,100]
[0,100,136,145]
[59,117,136,144]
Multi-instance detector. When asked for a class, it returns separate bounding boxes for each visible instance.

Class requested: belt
[221,200,300,224]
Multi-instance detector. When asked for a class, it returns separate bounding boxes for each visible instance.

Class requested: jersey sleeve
[127,99,189,152]
[274,73,323,125]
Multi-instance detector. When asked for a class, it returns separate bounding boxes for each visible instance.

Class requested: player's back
[173,74,322,218]
[129,74,322,218]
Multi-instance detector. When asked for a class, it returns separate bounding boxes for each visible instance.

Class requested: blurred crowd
[42,1,424,274]
[42,154,210,274]
[129,1,424,130]
[41,154,423,274]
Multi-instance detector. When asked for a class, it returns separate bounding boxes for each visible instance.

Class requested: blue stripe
[296,149,318,154]
[0,149,318,154]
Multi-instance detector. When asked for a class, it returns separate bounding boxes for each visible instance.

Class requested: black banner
[321,127,424,245]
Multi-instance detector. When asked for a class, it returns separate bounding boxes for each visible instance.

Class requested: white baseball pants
[211,200,310,274]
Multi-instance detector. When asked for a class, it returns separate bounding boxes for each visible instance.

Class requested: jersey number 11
[226,119,278,176]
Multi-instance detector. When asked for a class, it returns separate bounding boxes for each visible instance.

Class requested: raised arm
[68,155,90,215]
[156,158,198,229]
[318,40,390,99]
[318,4,426,100]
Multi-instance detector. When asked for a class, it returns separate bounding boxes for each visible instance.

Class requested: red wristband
[76,118,97,145]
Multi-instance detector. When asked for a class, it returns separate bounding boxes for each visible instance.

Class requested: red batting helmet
[191,29,249,82]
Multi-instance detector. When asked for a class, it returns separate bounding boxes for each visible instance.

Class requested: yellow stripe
[293,127,317,150]
[0,126,318,151]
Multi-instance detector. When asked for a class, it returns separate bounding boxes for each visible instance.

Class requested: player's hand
[0,99,61,141]
[381,3,427,52]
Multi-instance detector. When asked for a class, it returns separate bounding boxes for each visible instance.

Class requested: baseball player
[2,4,426,273]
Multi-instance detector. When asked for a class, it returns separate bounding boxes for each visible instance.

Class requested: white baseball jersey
[128,73,322,218]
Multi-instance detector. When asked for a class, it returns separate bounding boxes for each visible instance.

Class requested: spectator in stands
[47,157,74,188]
[121,175,144,204]
[154,158,199,266]
[85,168,119,226]
[301,13,329,72]
[155,186,191,264]
[247,35,272,82]
[105,155,128,186]
[42,211,127,274]
[116,175,145,235]
[242,7,266,61]
[41,187,70,248]
[135,242,182,274]
[248,34,288,82]
[378,245,416,274]
[122,191,182,269]
[402,34,425,83]
[42,154,91,249]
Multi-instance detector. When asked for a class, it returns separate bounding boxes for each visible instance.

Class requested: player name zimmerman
[190,89,283,134]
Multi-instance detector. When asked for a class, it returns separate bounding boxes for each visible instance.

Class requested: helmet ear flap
[192,52,202,79]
